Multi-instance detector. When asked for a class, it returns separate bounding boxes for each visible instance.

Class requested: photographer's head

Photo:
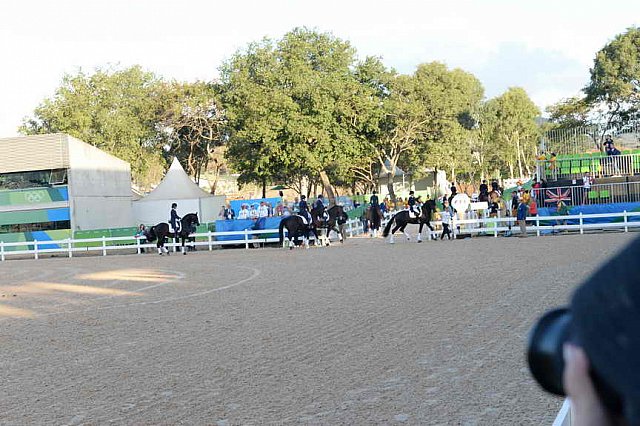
[529,236,640,425]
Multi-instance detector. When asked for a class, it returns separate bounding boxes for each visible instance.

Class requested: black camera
[527,307,623,415]
[527,308,571,396]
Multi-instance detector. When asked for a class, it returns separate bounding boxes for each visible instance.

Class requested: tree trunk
[386,173,396,203]
[319,171,337,206]
[262,178,266,199]
[509,163,514,179]
[516,139,524,178]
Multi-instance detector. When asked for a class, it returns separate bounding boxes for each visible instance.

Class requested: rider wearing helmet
[170,202,181,241]
[407,191,419,218]
[298,195,311,223]
[313,194,328,226]
[369,190,379,208]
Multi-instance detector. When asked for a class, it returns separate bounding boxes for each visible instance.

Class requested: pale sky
[1,0,639,137]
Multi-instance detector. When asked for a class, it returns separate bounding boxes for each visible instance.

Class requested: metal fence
[541,124,640,156]
[537,152,640,181]
[536,181,640,206]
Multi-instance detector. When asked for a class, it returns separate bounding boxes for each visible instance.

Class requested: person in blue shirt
[517,200,529,237]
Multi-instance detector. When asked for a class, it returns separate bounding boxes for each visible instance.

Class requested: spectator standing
[282,206,291,217]
[249,204,259,220]
[479,180,488,195]
[237,204,250,220]
[135,224,147,253]
[440,202,453,240]
[258,201,269,218]
[582,172,593,204]
[511,191,519,217]
[517,200,529,237]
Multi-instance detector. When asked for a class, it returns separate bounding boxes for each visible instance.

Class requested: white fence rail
[0,218,367,261]
[1,212,639,261]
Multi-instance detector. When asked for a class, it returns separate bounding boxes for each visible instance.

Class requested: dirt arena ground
[0,232,636,425]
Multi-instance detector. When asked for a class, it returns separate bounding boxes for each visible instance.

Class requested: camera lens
[527,308,572,396]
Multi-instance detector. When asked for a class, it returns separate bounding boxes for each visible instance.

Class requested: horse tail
[382,213,395,237]
[279,218,286,245]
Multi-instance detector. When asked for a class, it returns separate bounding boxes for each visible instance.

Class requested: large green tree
[220,28,380,202]
[370,62,483,198]
[160,81,226,187]
[546,27,640,152]
[491,87,540,178]
[20,66,168,186]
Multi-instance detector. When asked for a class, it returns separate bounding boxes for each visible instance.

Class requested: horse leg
[157,240,162,255]
[417,223,423,243]
[401,224,411,241]
[389,223,401,244]
[182,236,186,255]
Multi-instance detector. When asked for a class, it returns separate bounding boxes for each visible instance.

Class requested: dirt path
[0,232,635,425]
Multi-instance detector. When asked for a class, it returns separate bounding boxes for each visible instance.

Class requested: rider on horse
[170,203,181,240]
[407,191,419,218]
[298,195,311,223]
[313,194,328,226]
[369,191,379,208]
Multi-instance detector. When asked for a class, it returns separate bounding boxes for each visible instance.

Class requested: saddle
[407,209,419,219]
[295,214,309,225]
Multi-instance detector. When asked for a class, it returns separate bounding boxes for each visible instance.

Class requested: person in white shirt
[582,172,593,205]
[440,201,453,240]
[237,204,250,220]
[282,206,291,217]
[249,205,259,220]
[258,201,269,218]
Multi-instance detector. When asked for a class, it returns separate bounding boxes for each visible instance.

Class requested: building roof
[139,157,212,201]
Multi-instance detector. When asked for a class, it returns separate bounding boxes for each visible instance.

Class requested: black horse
[382,200,436,243]
[311,205,349,246]
[365,204,383,238]
[144,213,200,255]
[278,215,318,249]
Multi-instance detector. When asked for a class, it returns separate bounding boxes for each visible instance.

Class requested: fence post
[68,238,73,258]
[208,231,213,251]
[579,213,584,235]
[0,241,4,261]
[624,210,628,233]
[536,215,540,237]
[244,228,249,249]
[452,216,457,238]
[102,236,107,256]
[349,220,354,238]
[34,239,38,260]
[136,236,141,254]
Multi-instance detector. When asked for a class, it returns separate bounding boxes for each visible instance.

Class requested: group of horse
[140,205,350,255]
[140,199,439,255]
[278,205,349,249]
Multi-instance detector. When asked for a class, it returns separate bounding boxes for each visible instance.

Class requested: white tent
[132,158,225,225]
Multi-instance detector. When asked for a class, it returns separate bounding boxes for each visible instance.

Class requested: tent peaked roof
[141,157,212,201]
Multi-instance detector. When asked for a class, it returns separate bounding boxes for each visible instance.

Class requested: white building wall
[66,136,133,230]
[132,199,200,227]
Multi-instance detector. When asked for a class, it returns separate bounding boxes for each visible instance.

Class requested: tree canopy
[19,26,556,195]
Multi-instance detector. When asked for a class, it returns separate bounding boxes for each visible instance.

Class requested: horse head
[182,213,200,233]
[421,199,436,219]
